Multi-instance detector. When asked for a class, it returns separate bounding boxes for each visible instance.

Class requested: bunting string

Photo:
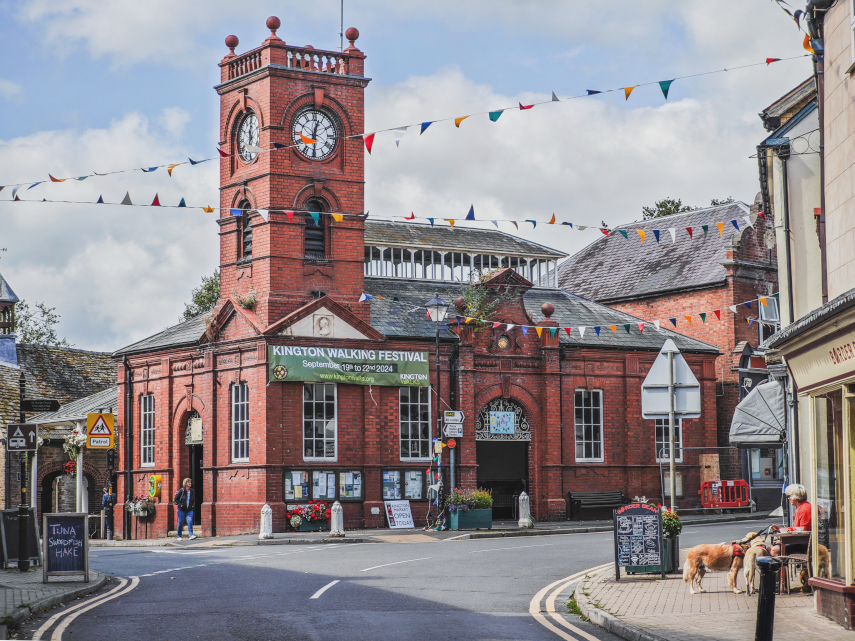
[0,54,809,191]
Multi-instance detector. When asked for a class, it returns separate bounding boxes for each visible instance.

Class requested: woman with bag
[173,478,197,540]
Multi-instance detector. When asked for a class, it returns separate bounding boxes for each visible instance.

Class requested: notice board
[0,508,41,568]
[43,513,89,582]
[384,501,414,529]
[613,503,665,580]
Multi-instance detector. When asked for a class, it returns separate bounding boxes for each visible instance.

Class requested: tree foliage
[642,198,697,219]
[709,197,735,206]
[14,300,71,346]
[182,269,220,321]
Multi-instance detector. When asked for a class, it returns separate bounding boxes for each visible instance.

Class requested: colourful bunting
[142,166,158,172]
[766,58,781,65]
[638,230,645,244]
[653,230,660,243]
[230,208,242,216]
[522,326,528,337]
[670,318,678,327]
[550,327,557,337]
[652,320,660,331]
[552,92,560,102]
[579,327,586,338]
[699,313,706,323]
[120,192,132,205]
[609,325,617,334]
[686,227,693,240]
[519,103,534,110]
[168,164,180,176]
[659,79,675,99]
[177,198,186,208]
[489,110,504,122]
[299,133,318,145]
[668,229,676,243]
[446,219,455,228]
[717,222,724,236]
[526,220,537,228]
[728,305,738,314]
[684,315,693,324]
[28,182,42,190]
[203,206,214,213]
[594,327,601,336]
[310,212,320,226]
[760,297,767,306]
[285,211,294,222]
[332,213,344,222]
[188,158,209,165]
[803,34,814,53]
[624,86,637,100]
[364,133,375,153]
[565,327,572,336]
[600,229,610,237]
[618,230,628,239]
[454,116,469,128]
[151,194,161,206]
[420,122,433,134]
[535,327,543,337]
[623,324,631,334]
[217,148,231,158]
[702,225,708,238]
[745,301,752,309]
[586,90,602,95]
[714,309,721,320]
[638,322,645,333]
[49,174,65,182]
[511,221,518,230]
[96,195,104,204]
[393,127,407,147]
[731,220,740,231]
[548,214,556,224]
[466,206,475,221]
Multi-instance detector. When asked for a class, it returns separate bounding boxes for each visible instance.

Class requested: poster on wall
[489,411,515,434]
[268,346,429,386]
[384,500,415,529]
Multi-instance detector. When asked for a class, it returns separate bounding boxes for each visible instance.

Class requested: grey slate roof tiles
[28,386,118,426]
[0,272,19,303]
[112,314,206,357]
[556,202,751,303]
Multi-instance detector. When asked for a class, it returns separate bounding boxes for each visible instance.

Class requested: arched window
[305,199,326,259]
[237,200,252,260]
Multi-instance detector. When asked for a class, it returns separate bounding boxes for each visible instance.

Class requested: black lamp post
[425,293,448,528]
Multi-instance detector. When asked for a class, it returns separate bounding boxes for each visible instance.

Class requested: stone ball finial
[541,302,555,318]
[345,27,359,45]
[266,16,281,33]
[225,35,239,53]
[454,297,466,312]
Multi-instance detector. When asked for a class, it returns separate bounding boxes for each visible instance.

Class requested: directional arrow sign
[443,410,464,424]
[444,424,463,438]
[87,413,114,449]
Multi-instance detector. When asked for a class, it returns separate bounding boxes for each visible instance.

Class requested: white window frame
[140,394,155,467]
[654,418,683,463]
[231,382,250,462]
[574,389,604,462]
[303,383,338,461]
[851,0,855,65]
[759,297,780,346]
[399,386,432,461]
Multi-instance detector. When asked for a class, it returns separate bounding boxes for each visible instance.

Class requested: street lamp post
[425,293,449,528]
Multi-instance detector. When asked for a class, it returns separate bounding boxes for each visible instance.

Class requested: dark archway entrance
[186,410,203,526]
[475,398,531,520]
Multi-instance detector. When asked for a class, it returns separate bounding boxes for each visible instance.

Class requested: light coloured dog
[743,537,770,595]
[683,532,757,594]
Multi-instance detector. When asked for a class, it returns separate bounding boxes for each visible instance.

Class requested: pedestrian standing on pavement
[174,478,197,540]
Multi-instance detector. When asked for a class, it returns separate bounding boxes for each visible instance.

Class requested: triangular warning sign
[12,427,23,438]
[89,416,111,435]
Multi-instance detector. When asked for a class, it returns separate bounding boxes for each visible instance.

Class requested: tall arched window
[238,200,252,261]
[305,199,326,259]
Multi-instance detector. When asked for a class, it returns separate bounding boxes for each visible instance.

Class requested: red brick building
[111,19,721,539]
[556,202,780,507]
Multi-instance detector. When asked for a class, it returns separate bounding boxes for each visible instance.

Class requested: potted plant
[62,428,87,463]
[446,488,493,530]
[660,504,682,572]
[126,495,156,518]
[288,501,330,532]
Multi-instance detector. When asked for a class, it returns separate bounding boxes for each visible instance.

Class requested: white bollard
[258,503,273,540]
[518,492,532,529]
[329,501,345,537]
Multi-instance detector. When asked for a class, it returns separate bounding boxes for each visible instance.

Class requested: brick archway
[38,459,107,489]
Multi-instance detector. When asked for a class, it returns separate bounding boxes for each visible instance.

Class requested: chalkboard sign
[42,513,88,582]
[613,503,665,580]
[0,508,41,568]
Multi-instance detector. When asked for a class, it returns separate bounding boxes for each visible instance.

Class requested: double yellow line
[529,563,611,641]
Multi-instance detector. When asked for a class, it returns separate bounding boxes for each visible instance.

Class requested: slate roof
[0,272,18,303]
[365,277,718,354]
[29,386,117,427]
[759,77,816,130]
[112,314,206,357]
[364,219,567,258]
[555,202,751,304]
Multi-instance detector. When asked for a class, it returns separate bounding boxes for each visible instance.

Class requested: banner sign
[384,500,415,529]
[268,346,429,386]
[489,411,515,434]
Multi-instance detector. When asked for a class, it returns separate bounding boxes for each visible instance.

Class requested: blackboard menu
[613,503,665,580]
[0,508,41,568]
[42,513,89,582]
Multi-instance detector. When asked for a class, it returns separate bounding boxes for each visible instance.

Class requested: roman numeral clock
[293,109,337,160]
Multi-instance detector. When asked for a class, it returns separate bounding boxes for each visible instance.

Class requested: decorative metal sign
[475,399,530,441]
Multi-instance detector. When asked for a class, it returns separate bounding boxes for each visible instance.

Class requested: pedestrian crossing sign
[87,413,114,449]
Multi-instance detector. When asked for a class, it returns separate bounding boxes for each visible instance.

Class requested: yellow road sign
[86,413,114,449]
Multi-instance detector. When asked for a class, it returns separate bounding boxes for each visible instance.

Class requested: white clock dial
[237,113,259,162]
[293,109,337,160]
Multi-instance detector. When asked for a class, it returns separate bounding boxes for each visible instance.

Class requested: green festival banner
[268,345,430,386]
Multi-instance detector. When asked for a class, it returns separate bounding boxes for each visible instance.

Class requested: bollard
[258,503,273,540]
[518,492,532,529]
[329,501,345,537]
[754,556,783,641]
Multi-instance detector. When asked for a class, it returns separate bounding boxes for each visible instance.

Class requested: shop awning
[729,380,786,448]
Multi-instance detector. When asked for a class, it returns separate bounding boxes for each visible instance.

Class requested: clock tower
[216,17,370,327]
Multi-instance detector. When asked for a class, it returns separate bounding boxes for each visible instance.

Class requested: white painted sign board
[641,339,701,419]
[444,424,463,438]
[384,500,414,529]
[443,411,464,424]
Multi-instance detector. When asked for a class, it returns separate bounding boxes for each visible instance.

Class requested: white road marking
[529,563,612,641]
[50,576,140,641]
[32,579,128,640]
[360,557,431,572]
[309,580,340,599]
[471,543,553,553]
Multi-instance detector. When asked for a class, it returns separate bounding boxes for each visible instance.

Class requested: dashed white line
[471,544,553,553]
[360,557,431,572]
[309,580,340,599]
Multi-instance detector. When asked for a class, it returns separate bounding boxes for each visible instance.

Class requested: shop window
[759,297,780,346]
[749,447,784,482]
[382,469,427,500]
[574,389,604,462]
[140,394,155,467]
[339,471,363,500]
[654,418,682,462]
[284,470,309,501]
[303,383,337,459]
[312,470,337,501]
[815,391,845,581]
[399,387,431,459]
[231,382,249,462]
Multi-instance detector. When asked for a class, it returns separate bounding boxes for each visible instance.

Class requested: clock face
[497,335,511,351]
[293,109,337,160]
[237,113,259,162]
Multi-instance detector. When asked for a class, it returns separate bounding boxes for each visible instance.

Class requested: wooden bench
[568,491,630,520]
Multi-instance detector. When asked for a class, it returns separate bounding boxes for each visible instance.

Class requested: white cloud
[159,107,192,138]
[0,78,23,102]
[0,113,219,350]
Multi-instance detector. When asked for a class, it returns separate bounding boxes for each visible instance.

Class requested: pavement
[0,567,107,638]
[90,510,777,547]
[573,551,852,641]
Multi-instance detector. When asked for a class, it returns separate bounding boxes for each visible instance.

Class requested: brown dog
[798,544,833,588]
[683,532,757,594]
[743,537,770,595]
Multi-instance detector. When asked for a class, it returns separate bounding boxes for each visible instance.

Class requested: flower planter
[298,520,326,532]
[449,508,492,530]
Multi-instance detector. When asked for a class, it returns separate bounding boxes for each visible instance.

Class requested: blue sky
[0,1,811,350]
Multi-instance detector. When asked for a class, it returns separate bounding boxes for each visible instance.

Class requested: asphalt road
[19,518,776,641]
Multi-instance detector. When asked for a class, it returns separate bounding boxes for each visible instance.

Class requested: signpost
[43,513,88,582]
[86,413,114,449]
[6,424,37,452]
[21,399,60,413]
[7,424,38,570]
[641,339,700,512]
[443,411,464,491]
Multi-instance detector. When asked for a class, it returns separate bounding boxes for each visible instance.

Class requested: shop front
[769,290,855,628]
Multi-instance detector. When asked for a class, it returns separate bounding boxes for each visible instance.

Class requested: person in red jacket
[771,484,810,556]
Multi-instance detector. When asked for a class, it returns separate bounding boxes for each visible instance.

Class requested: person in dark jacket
[173,478,197,540]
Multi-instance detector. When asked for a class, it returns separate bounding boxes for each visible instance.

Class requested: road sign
[21,399,60,413]
[6,424,37,451]
[447,439,457,449]
[641,339,701,419]
[86,413,114,449]
[443,424,463,438]
[443,410,464,424]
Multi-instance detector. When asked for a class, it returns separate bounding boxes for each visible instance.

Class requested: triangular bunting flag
[670,318,678,327]
[491,220,498,228]
[28,182,42,189]
[731,220,740,231]
[142,166,159,172]
[507,324,515,331]
[624,86,637,100]
[713,309,721,320]
[653,230,660,243]
[745,301,752,309]
[594,326,601,336]
[428,218,435,226]
[177,198,186,207]
[519,102,534,110]
[203,206,214,213]
[256,209,269,222]
[299,133,318,145]
[526,220,537,228]
[521,326,529,337]
[332,213,344,222]
[562,222,573,228]
[550,327,557,337]
[803,34,814,53]
[272,142,288,149]
[564,327,572,336]
[489,110,504,122]
[49,174,65,182]
[623,324,631,334]
[586,90,601,95]
[759,297,767,306]
[492,322,501,329]
[548,214,556,224]
[285,210,295,222]
[310,212,320,226]
[618,230,628,239]
[511,221,518,230]
[405,212,415,220]
[702,225,708,238]
[609,325,617,334]
[717,222,724,236]
[659,79,675,99]
[728,305,738,314]
[578,225,587,231]
[743,215,754,228]
[168,164,180,176]
[11,186,19,199]
[699,312,706,323]
[189,158,210,165]
[686,227,693,240]
[230,208,242,216]
[446,219,455,228]
[392,127,407,147]
[96,195,104,204]
[653,320,660,331]
[551,92,559,101]
[466,205,475,220]
[766,58,780,65]
[535,327,543,337]
[579,326,586,338]
[684,315,693,324]
[364,133,375,154]
[638,322,645,333]
[668,228,676,243]
[420,122,433,134]
[217,148,231,158]
[358,293,372,302]
[151,194,161,206]
[454,116,470,128]
[600,228,610,236]
[748,317,755,326]
[637,230,645,244]
[246,145,263,154]
[120,192,133,205]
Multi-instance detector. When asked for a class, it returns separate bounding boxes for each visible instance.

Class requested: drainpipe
[123,356,133,540]
[777,147,796,325]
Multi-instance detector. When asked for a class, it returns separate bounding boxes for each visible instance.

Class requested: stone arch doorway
[474,398,531,520]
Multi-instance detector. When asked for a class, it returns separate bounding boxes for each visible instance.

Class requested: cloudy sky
[0,1,809,351]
